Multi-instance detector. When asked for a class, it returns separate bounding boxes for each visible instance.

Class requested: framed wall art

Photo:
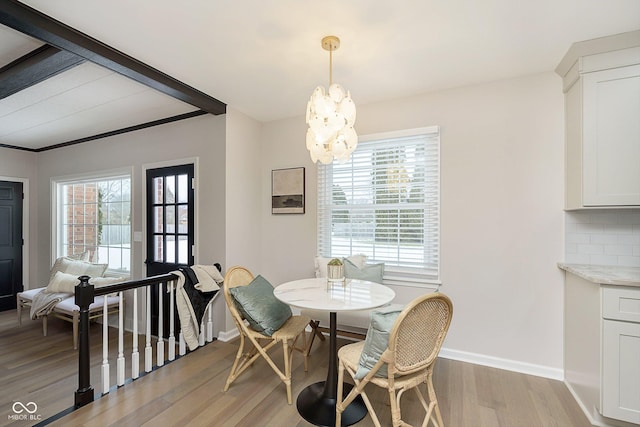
[271,167,305,214]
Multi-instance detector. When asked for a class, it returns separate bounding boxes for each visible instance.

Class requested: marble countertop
[558,263,640,287]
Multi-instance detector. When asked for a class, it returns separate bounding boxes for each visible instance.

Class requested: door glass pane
[166,235,176,263]
[178,205,188,233]
[178,174,188,203]
[166,175,175,204]
[178,236,188,264]
[153,177,163,204]
[154,235,164,262]
[166,206,175,233]
[154,207,163,233]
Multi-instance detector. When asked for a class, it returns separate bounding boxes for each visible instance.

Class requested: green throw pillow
[344,259,385,284]
[355,304,404,379]
[229,275,292,336]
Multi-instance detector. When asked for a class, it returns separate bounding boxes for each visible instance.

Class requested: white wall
[224,107,263,333]
[33,114,228,333]
[258,72,566,377]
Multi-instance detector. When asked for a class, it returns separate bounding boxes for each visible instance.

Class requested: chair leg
[427,374,444,427]
[336,359,345,427]
[224,334,247,392]
[42,315,48,336]
[282,339,292,405]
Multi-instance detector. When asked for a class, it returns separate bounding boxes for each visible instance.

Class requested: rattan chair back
[388,293,453,376]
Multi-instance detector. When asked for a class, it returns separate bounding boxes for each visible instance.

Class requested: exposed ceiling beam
[0,44,85,100]
[0,0,226,115]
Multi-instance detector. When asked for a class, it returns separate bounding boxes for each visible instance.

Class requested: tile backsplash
[565,209,640,267]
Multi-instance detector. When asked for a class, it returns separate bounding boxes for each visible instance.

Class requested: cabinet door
[583,65,640,206]
[602,319,640,423]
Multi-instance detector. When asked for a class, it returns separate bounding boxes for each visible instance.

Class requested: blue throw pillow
[344,259,385,284]
[354,304,404,379]
[229,275,292,336]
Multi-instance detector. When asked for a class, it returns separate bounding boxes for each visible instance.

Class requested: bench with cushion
[16,255,123,349]
[17,288,120,349]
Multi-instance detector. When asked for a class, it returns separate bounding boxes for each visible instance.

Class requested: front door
[146,165,195,336]
[0,181,23,311]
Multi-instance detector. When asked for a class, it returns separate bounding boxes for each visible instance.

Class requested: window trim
[317,126,441,287]
[51,167,133,276]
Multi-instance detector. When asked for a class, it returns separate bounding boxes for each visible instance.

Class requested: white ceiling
[3,0,640,150]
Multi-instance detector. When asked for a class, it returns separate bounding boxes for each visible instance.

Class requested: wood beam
[0,44,85,99]
[0,0,226,115]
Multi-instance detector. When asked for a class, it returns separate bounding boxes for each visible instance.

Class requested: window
[54,172,132,274]
[317,126,440,285]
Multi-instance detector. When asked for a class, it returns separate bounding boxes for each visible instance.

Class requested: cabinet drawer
[603,286,640,323]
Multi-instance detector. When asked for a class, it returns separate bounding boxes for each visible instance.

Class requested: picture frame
[272,167,305,214]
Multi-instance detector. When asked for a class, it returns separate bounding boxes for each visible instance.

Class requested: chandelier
[305,36,357,164]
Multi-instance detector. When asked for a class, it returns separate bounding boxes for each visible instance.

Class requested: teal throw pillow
[344,259,385,284]
[355,304,404,379]
[229,275,292,336]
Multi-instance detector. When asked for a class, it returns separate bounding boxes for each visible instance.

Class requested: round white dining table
[274,278,395,427]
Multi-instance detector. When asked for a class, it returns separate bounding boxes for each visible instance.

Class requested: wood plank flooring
[0,309,591,427]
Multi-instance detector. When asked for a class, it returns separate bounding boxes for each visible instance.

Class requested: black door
[0,181,23,311]
[146,165,195,336]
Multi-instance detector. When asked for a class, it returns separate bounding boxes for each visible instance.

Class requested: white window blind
[317,126,440,285]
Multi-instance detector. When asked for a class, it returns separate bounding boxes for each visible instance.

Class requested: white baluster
[157,283,165,367]
[145,286,152,373]
[168,281,176,361]
[199,319,205,347]
[132,288,139,379]
[206,303,213,342]
[179,331,186,356]
[102,296,110,394]
[117,291,125,386]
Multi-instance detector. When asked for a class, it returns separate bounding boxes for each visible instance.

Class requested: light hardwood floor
[1,309,590,427]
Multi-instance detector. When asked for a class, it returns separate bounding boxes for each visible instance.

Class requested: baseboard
[217,329,239,342]
[438,347,564,381]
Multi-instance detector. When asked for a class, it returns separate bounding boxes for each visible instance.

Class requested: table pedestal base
[296,381,367,427]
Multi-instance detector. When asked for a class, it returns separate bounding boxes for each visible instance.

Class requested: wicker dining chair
[336,293,453,427]
[222,266,310,404]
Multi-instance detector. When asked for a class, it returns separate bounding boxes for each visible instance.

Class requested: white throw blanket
[30,290,71,319]
[171,265,223,350]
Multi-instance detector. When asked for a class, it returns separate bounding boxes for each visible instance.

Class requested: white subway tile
[578,223,605,234]
[604,224,632,234]
[617,256,640,267]
[618,234,640,245]
[577,244,604,255]
[605,245,633,256]
[590,254,619,265]
[591,234,618,245]
[565,210,638,267]
[566,233,590,244]
[566,253,590,264]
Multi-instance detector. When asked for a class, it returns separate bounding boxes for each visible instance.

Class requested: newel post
[74,275,95,408]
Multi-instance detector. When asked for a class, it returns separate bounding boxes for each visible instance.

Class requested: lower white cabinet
[601,286,640,424]
[564,272,640,426]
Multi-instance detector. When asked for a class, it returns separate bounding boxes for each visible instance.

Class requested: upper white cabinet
[556,31,640,210]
